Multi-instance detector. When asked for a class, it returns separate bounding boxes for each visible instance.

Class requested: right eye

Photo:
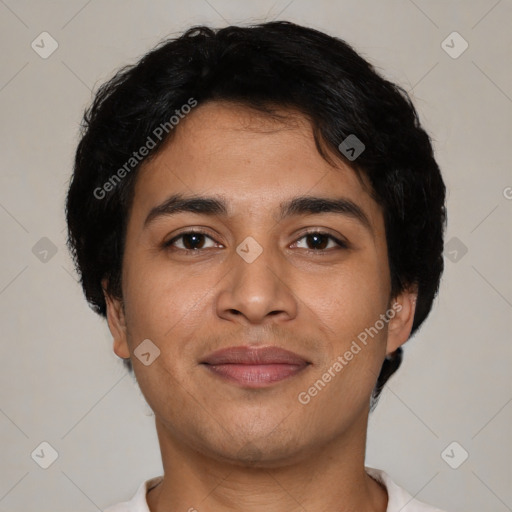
[163,230,221,252]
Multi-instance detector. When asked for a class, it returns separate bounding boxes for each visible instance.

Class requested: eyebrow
[143,193,373,234]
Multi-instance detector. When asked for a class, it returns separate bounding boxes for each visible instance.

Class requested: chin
[205,432,308,469]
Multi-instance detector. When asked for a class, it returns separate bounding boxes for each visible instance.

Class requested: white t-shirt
[104,467,446,511]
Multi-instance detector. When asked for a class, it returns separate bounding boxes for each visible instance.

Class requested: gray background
[1,1,511,511]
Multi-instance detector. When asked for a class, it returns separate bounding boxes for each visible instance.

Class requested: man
[66,21,447,512]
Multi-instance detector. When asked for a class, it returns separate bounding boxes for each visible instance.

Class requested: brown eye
[164,231,218,251]
[293,231,348,252]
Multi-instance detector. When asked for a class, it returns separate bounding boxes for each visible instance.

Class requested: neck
[147,410,387,512]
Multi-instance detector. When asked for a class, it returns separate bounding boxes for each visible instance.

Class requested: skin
[103,101,417,512]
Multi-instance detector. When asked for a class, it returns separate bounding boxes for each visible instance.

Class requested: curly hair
[65,21,447,402]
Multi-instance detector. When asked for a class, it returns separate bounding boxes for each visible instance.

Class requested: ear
[385,285,418,356]
[102,278,130,359]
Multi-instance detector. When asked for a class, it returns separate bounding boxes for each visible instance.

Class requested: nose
[215,239,298,325]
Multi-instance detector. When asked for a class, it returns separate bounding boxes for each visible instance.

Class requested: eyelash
[163,229,348,254]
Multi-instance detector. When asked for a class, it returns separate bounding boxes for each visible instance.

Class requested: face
[104,101,416,467]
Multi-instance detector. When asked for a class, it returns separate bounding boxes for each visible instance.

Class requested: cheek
[122,257,210,348]
[302,274,389,410]
[307,263,390,398]
[310,256,389,334]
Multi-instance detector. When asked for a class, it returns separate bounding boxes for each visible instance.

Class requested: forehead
[131,101,382,228]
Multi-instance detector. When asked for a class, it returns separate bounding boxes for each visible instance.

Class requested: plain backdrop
[0,1,511,511]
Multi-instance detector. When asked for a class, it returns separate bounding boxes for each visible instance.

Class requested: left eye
[164,230,347,252]
[293,231,347,251]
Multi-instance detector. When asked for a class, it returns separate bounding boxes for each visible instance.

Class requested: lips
[202,345,310,365]
[201,346,310,388]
